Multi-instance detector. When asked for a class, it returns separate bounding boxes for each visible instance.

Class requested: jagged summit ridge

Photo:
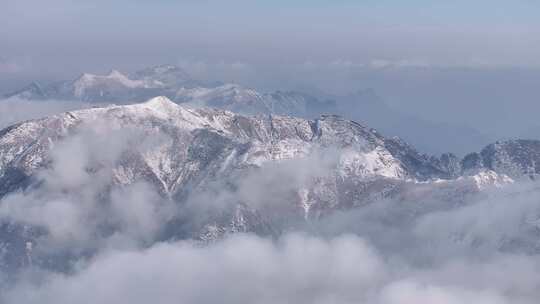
[3,65,195,102]
[0,96,535,186]
[460,139,540,178]
[0,98,416,197]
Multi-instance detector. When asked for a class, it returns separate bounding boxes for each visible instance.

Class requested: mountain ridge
[2,64,491,155]
[0,96,537,274]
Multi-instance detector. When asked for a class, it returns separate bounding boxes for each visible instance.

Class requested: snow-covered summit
[141,95,178,111]
[0,97,424,200]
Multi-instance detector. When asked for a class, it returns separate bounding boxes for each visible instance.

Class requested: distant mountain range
[0,96,538,273]
[3,64,491,155]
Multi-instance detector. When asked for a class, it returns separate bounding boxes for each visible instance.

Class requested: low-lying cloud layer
[3,231,540,304]
[2,167,540,303]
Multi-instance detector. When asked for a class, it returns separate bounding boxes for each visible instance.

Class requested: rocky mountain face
[480,140,540,178]
[0,96,537,274]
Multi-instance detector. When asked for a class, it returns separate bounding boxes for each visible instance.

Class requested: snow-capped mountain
[3,64,490,155]
[3,65,334,116]
[0,97,530,221]
[0,96,414,204]
[3,65,197,103]
[0,96,536,273]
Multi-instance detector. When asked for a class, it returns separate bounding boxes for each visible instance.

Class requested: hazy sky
[2,0,540,72]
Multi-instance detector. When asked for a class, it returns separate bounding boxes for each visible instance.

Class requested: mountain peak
[136,96,181,117]
[143,96,177,108]
[107,69,127,78]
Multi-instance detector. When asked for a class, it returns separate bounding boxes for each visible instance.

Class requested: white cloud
[0,120,175,252]
[3,232,538,304]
